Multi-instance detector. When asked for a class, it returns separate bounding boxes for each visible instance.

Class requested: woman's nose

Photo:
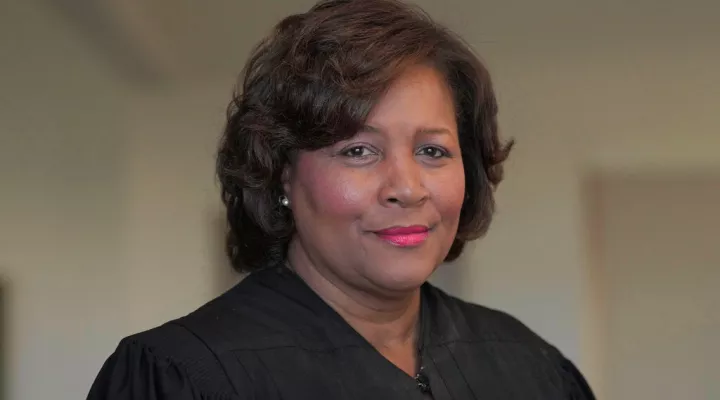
[378,154,429,207]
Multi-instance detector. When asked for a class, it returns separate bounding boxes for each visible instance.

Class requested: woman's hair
[217,0,513,272]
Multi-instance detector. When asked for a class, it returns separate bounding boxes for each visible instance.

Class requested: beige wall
[1,1,719,400]
[122,87,239,332]
[0,2,130,399]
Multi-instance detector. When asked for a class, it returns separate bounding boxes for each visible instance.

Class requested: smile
[373,225,430,248]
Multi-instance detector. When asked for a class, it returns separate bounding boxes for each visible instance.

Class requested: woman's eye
[342,146,375,158]
[418,146,449,159]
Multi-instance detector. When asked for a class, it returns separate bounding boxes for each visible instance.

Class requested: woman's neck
[287,243,421,375]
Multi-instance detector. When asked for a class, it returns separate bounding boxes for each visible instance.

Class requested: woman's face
[284,64,465,296]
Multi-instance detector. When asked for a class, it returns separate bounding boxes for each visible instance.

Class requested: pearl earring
[279,195,290,207]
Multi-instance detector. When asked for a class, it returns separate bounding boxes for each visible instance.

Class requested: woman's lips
[374,225,430,247]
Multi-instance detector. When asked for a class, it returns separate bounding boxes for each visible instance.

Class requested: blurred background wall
[0,0,718,399]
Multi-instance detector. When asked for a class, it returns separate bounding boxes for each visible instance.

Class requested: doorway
[589,173,720,399]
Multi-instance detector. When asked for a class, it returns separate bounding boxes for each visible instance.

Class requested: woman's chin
[366,261,438,294]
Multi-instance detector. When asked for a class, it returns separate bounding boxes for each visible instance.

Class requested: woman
[88,0,595,399]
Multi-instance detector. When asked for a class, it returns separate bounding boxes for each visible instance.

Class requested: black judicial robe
[87,266,595,400]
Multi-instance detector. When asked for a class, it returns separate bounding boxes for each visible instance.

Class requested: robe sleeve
[86,339,231,400]
[560,356,596,400]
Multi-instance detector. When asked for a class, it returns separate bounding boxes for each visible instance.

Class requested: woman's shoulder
[424,283,558,351]
[87,279,275,400]
[88,269,317,399]
[87,319,238,399]
[424,285,596,398]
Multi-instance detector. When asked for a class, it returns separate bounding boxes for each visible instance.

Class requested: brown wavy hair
[217,0,513,272]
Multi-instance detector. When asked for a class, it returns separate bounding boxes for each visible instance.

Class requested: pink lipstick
[374,225,429,247]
